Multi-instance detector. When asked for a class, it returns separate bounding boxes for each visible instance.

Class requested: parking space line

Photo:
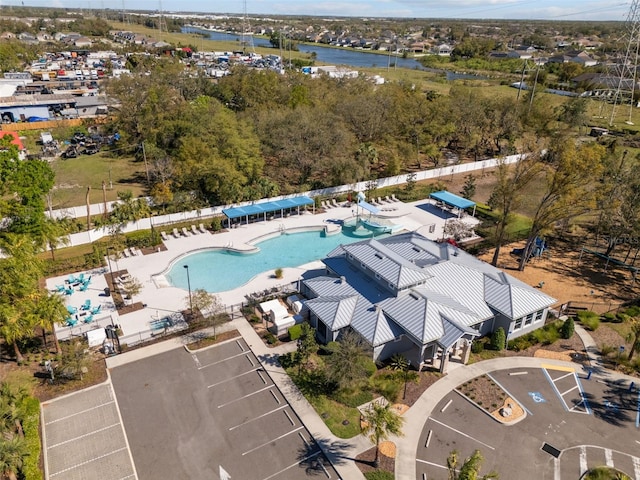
[270,390,281,404]
[48,423,121,449]
[262,451,325,480]
[198,351,252,370]
[428,418,495,450]
[235,339,246,352]
[284,410,295,426]
[242,426,304,456]
[560,385,579,396]
[541,364,575,373]
[190,353,201,368]
[115,475,136,480]
[416,458,448,470]
[555,371,574,382]
[45,400,115,424]
[229,405,289,431]
[49,447,128,477]
[207,367,261,388]
[543,368,590,414]
[636,390,640,428]
[217,385,274,408]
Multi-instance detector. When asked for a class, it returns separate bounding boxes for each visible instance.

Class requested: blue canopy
[429,191,475,210]
[222,196,314,220]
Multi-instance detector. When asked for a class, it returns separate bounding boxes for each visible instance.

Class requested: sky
[24,0,632,21]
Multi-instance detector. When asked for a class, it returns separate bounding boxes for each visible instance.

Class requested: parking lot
[41,383,137,480]
[417,366,640,480]
[110,338,338,480]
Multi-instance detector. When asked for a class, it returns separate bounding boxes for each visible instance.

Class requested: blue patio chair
[81,299,91,311]
[55,284,66,293]
[66,305,78,314]
[90,304,101,315]
[66,317,77,326]
[78,273,85,283]
[64,288,74,296]
[67,274,77,284]
[78,283,89,292]
[83,314,94,324]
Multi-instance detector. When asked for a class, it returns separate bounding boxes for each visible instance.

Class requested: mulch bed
[186,330,241,350]
[354,447,395,477]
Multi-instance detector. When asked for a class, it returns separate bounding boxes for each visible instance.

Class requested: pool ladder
[279,223,286,232]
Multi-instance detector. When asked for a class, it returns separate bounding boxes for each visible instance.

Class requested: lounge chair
[181,227,190,237]
[66,274,77,284]
[320,200,327,209]
[55,284,66,293]
[64,288,74,296]
[81,299,91,311]
[122,248,130,258]
[90,304,102,315]
[199,223,208,234]
[78,283,89,292]
[172,228,181,239]
[391,194,398,202]
[83,314,94,324]
[332,199,340,207]
[384,195,392,203]
[67,305,78,314]
[161,231,169,241]
[191,225,199,235]
[66,317,77,327]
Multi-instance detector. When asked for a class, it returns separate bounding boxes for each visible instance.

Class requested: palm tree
[0,304,31,364]
[447,449,499,480]
[34,293,67,354]
[361,401,404,468]
[0,436,28,480]
[36,218,71,261]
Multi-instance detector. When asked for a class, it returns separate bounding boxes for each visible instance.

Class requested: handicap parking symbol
[528,391,546,403]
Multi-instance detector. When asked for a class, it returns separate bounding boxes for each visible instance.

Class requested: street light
[403,360,412,400]
[184,264,193,314]
[106,246,116,293]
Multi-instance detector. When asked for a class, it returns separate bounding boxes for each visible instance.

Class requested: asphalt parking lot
[41,383,137,480]
[417,366,640,480]
[110,337,338,480]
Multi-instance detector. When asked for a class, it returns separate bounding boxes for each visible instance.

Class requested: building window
[524,313,534,326]
[535,310,544,322]
[514,317,523,330]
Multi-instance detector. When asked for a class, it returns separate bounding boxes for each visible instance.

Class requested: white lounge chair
[199,223,208,234]
[161,231,169,241]
[321,200,328,209]
[384,195,392,203]
[122,248,130,258]
[181,227,190,237]
[191,225,199,235]
[332,198,340,207]
[391,194,399,202]
[172,228,181,239]
[377,197,384,205]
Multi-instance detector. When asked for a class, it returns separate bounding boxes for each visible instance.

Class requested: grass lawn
[306,394,362,438]
[50,152,147,208]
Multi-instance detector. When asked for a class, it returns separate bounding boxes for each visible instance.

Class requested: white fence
[51,154,524,249]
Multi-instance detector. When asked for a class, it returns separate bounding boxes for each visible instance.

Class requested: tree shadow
[297,435,355,470]
[582,378,636,426]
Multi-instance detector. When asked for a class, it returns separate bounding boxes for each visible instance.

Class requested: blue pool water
[167,225,382,293]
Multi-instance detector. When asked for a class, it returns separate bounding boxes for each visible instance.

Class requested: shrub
[360,358,378,378]
[288,324,303,341]
[210,216,223,232]
[265,332,277,345]
[600,344,615,356]
[560,317,575,339]
[22,397,42,480]
[577,311,600,331]
[601,312,617,323]
[279,352,296,369]
[365,471,394,480]
[333,389,372,408]
[471,340,484,354]
[509,335,534,351]
[274,268,283,279]
[491,327,506,351]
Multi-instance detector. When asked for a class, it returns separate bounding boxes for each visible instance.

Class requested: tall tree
[361,401,404,468]
[324,330,371,391]
[518,140,606,271]
[34,292,67,354]
[488,154,542,266]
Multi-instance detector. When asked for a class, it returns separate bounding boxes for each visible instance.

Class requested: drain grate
[541,443,561,458]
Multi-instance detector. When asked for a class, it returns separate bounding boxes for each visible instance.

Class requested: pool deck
[49,199,479,345]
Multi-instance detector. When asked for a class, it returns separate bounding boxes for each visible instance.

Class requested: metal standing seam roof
[222,196,314,219]
[305,295,360,331]
[337,240,431,290]
[351,307,404,347]
[379,289,480,344]
[439,316,479,350]
[484,272,556,318]
[429,190,476,210]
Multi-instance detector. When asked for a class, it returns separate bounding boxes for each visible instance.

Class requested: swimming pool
[166,224,384,293]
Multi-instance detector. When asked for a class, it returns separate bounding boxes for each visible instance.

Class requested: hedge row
[22,397,42,480]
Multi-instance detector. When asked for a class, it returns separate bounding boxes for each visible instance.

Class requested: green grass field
[50,152,147,208]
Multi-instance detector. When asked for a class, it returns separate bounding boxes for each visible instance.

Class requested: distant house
[549,50,597,67]
[301,232,556,373]
[73,36,93,48]
[432,44,452,56]
[0,131,27,160]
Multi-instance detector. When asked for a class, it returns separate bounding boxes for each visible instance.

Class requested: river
[182,27,483,80]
